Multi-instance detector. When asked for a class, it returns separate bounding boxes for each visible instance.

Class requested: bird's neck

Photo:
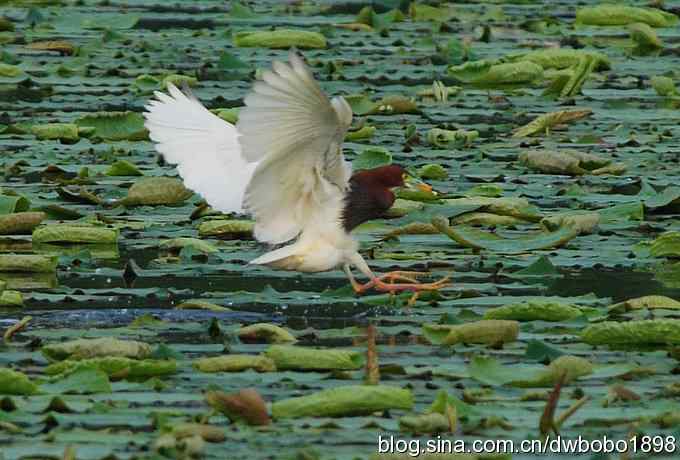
[341,175,395,232]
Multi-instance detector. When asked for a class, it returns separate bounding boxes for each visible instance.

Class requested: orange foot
[352,271,450,301]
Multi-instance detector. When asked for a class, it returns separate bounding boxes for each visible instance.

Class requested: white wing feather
[143,84,255,214]
[237,51,353,244]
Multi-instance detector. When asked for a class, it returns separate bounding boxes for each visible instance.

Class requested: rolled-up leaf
[0,212,45,235]
[272,385,413,419]
[31,123,79,141]
[0,254,58,273]
[629,22,662,49]
[45,357,176,379]
[175,299,231,312]
[0,368,39,395]
[484,300,582,322]
[159,237,217,254]
[398,412,450,434]
[198,220,254,238]
[264,345,364,370]
[42,337,152,361]
[452,212,527,227]
[381,223,439,240]
[423,320,519,346]
[105,159,143,176]
[418,164,448,180]
[608,295,680,314]
[582,320,680,347]
[650,232,680,258]
[0,290,23,308]
[576,4,678,27]
[651,76,677,97]
[238,323,296,344]
[120,177,192,207]
[33,225,119,244]
[193,354,276,373]
[449,60,543,85]
[234,29,326,49]
[345,125,376,141]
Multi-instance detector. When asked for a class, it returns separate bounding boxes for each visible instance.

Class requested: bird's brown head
[342,164,432,232]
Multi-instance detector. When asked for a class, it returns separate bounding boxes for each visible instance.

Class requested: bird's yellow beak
[402,173,435,194]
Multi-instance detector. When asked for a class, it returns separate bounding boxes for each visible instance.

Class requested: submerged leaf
[432,215,577,253]
[272,385,413,419]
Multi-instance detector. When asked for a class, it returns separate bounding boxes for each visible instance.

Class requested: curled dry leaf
[512,109,592,137]
[205,388,270,425]
[238,323,296,344]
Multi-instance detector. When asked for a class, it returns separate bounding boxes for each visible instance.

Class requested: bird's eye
[401,173,408,181]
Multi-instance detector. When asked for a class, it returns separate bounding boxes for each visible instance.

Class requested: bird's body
[144,52,447,294]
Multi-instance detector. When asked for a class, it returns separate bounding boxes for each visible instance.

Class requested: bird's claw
[351,272,451,298]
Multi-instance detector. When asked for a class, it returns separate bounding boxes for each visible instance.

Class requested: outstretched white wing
[237,51,353,244]
[144,84,255,214]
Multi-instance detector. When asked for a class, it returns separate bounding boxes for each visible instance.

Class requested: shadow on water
[548,268,680,302]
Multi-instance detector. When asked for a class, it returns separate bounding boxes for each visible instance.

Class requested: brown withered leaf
[205,388,270,426]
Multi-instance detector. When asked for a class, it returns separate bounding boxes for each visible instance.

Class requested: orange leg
[344,255,451,297]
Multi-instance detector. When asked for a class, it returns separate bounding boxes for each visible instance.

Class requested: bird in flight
[144,51,449,295]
